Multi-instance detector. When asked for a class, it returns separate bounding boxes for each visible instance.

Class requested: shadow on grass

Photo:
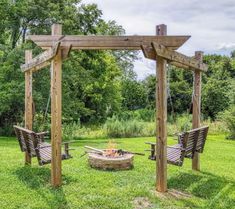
[168,171,235,208]
[15,166,73,209]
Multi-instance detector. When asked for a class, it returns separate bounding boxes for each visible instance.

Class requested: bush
[218,106,235,139]
[116,109,155,122]
[104,116,155,138]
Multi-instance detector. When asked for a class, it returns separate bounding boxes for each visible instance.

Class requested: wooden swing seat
[14,125,73,166]
[146,126,209,166]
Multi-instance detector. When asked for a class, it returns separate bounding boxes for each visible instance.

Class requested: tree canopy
[0,1,234,135]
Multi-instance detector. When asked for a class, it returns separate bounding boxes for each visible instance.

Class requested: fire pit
[84,140,139,170]
[88,149,134,170]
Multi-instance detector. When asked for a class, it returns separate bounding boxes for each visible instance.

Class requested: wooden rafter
[21,41,61,72]
[151,42,208,72]
[141,45,195,70]
[27,35,190,50]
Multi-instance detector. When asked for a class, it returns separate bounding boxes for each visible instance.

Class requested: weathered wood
[27,35,190,50]
[24,50,33,165]
[156,24,168,193]
[192,51,203,171]
[141,45,201,71]
[13,126,72,166]
[62,45,72,59]
[151,42,208,72]
[51,24,62,187]
[84,146,105,154]
[21,41,61,72]
[146,126,209,166]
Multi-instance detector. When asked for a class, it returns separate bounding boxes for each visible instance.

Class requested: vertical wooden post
[51,24,62,187]
[156,24,168,192]
[25,50,33,165]
[192,51,203,171]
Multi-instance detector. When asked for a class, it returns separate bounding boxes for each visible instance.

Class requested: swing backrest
[196,126,209,153]
[13,125,39,157]
[178,126,209,158]
[14,125,27,152]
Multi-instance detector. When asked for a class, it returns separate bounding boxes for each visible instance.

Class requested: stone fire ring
[88,151,134,170]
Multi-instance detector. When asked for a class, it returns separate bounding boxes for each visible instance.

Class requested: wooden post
[156,24,168,192]
[25,50,33,165]
[192,51,203,171]
[51,24,62,187]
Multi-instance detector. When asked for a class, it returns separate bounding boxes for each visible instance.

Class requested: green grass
[0,135,235,209]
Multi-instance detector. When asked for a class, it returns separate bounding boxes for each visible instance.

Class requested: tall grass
[104,116,155,138]
[32,110,227,140]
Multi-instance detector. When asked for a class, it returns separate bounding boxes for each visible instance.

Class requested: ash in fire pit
[84,141,144,171]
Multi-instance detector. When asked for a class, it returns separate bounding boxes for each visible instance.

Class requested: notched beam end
[141,45,156,61]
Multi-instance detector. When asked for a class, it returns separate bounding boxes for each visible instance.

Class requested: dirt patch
[155,189,192,200]
[133,197,153,209]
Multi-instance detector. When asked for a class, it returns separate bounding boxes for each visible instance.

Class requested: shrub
[104,116,156,138]
[218,106,235,139]
[116,109,155,122]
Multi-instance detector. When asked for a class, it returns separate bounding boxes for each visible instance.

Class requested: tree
[0,1,138,134]
[202,78,231,120]
[121,78,148,110]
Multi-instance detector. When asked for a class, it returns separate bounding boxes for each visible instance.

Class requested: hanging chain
[167,64,174,116]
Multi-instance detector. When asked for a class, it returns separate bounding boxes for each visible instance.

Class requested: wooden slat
[21,41,61,72]
[50,24,62,187]
[151,42,208,72]
[27,35,190,50]
[156,24,168,193]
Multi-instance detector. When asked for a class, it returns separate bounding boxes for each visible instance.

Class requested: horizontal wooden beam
[27,35,190,50]
[21,41,61,72]
[151,42,208,72]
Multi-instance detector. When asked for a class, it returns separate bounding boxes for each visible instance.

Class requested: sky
[82,0,235,79]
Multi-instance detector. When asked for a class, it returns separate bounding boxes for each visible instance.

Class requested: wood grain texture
[156,24,168,193]
[27,35,190,50]
[192,51,203,171]
[141,45,205,71]
[21,42,61,72]
[50,24,62,187]
[24,50,33,165]
[151,43,207,72]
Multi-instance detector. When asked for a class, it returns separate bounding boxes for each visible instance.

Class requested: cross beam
[21,41,61,72]
[141,45,190,69]
[27,35,190,50]
[152,43,207,72]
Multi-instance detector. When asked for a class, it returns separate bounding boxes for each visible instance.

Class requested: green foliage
[218,105,235,139]
[1,0,235,137]
[121,79,148,110]
[202,78,231,120]
[104,116,155,138]
[0,1,137,134]
[115,109,155,122]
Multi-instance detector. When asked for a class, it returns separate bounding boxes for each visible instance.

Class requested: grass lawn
[0,134,235,209]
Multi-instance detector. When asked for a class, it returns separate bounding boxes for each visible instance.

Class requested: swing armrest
[62,141,76,156]
[37,131,49,136]
[167,145,184,150]
[36,145,52,150]
[36,131,49,142]
[145,142,156,145]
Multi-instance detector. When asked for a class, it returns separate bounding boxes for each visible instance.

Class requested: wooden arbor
[21,24,207,191]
